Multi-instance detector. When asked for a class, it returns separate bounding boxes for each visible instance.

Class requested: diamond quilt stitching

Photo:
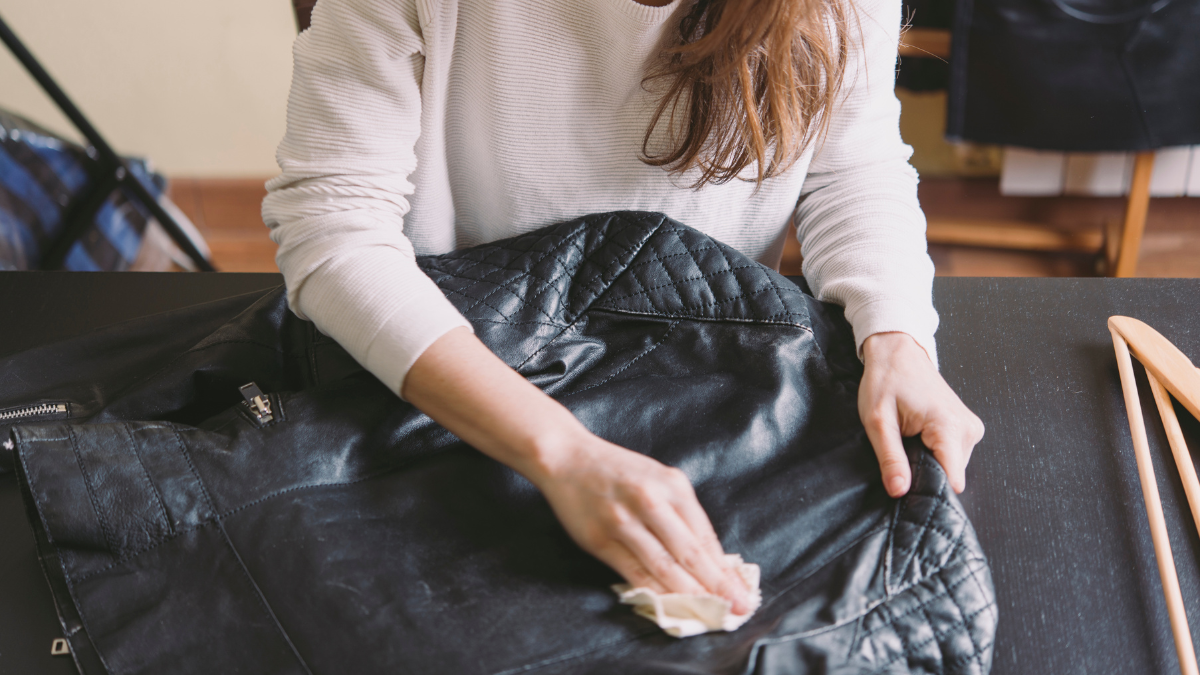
[593,226,810,327]
[418,213,668,328]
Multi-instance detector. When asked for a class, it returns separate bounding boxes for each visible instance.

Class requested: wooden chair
[899,28,1154,278]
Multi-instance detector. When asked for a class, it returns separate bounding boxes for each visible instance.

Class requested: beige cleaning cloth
[612,554,762,638]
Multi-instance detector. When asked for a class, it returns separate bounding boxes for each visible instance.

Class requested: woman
[263,0,984,616]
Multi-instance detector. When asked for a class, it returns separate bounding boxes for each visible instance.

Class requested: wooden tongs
[1110,316,1200,675]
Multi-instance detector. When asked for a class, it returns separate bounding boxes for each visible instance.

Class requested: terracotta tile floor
[170,177,1200,278]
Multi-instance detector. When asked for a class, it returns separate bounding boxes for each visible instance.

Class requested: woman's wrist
[501,403,596,488]
[862,331,931,365]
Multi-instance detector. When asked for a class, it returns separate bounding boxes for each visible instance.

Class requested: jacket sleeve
[794,0,939,366]
[262,0,471,396]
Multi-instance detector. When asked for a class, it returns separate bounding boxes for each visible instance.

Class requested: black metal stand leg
[0,12,216,271]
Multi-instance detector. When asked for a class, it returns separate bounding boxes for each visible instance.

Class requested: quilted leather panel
[418,212,666,327]
[592,221,810,328]
[418,212,811,363]
[861,451,997,674]
[736,449,995,675]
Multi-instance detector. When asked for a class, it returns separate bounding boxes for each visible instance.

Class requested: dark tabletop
[1,272,1199,674]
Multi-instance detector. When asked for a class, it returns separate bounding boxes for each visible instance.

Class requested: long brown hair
[642,0,852,187]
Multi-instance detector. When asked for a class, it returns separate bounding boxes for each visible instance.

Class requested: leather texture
[947,0,1200,151]
[2,212,996,675]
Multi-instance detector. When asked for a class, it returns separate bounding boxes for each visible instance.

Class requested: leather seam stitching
[599,262,764,305]
[473,318,568,328]
[507,239,592,317]
[11,430,116,674]
[560,321,680,398]
[438,283,543,322]
[766,555,986,651]
[420,218,601,283]
[956,556,999,667]
[598,282,808,323]
[621,245,722,272]
[512,218,666,371]
[213,514,316,674]
[947,562,988,669]
[758,520,893,616]
[871,581,995,672]
[907,521,967,572]
[442,224,594,321]
[778,561,960,649]
[65,426,119,557]
[425,244,591,325]
[57,548,116,674]
[586,307,813,332]
[123,422,173,537]
[419,225,561,282]
[572,234,652,320]
[858,557,991,641]
[168,424,218,515]
[753,518,987,653]
[168,426,315,673]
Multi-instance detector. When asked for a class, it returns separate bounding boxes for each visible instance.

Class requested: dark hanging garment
[2,213,996,675]
[946,0,1200,151]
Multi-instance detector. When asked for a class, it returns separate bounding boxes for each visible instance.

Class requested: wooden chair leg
[1103,218,1121,275]
[1111,151,1156,278]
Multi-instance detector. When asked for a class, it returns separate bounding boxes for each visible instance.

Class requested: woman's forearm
[400,327,583,485]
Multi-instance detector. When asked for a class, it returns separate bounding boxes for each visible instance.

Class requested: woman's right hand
[530,430,753,614]
[403,327,751,613]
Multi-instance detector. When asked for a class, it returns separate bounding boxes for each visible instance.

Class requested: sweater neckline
[605,0,685,24]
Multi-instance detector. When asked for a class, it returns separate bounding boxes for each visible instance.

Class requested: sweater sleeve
[262,0,472,396]
[795,0,939,366]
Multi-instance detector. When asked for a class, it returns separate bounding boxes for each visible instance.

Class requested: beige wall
[0,0,297,177]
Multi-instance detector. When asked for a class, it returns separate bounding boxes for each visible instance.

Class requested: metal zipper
[0,402,68,422]
[239,382,275,425]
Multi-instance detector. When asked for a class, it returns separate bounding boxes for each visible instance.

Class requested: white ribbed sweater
[262,0,938,396]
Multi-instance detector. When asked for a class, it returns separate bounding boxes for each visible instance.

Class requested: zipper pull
[238,382,274,424]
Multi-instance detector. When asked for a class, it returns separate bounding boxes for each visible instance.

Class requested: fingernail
[887,475,908,496]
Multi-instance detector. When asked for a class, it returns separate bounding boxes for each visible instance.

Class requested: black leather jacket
[2,212,995,674]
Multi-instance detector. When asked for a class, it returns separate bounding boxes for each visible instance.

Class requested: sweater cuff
[361,291,474,398]
[843,298,939,370]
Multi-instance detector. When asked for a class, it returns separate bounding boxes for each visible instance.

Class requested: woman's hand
[531,432,753,614]
[403,328,750,613]
[859,332,984,496]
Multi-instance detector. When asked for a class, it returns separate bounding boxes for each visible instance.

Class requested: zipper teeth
[0,403,67,421]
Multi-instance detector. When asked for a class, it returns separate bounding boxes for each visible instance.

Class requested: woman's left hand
[858,332,984,497]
